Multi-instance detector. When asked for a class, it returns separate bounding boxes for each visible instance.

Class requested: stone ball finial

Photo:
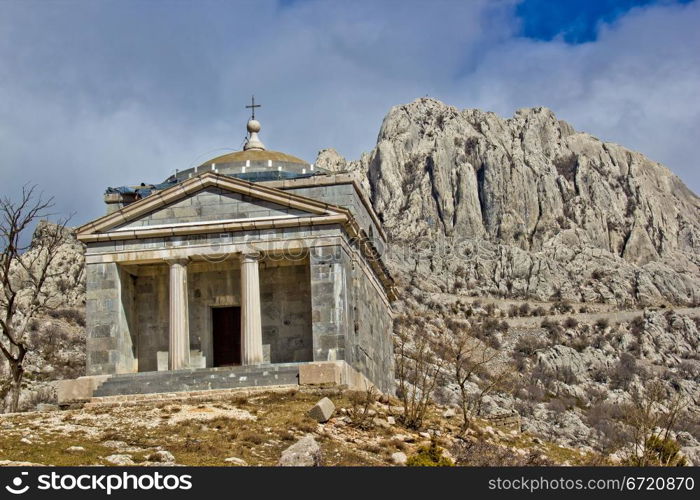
[247,119,261,133]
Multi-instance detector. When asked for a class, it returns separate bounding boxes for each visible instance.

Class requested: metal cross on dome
[246,95,261,120]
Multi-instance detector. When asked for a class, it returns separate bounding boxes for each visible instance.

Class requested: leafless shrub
[347,384,377,430]
[563,317,579,329]
[610,353,641,389]
[622,380,688,466]
[437,322,514,430]
[552,300,573,314]
[47,307,86,327]
[394,315,443,430]
[548,396,577,413]
[452,439,554,466]
[569,335,591,353]
[678,360,700,380]
[532,306,547,317]
[595,318,610,331]
[514,335,546,356]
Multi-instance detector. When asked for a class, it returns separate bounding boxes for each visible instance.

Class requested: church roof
[199,149,308,167]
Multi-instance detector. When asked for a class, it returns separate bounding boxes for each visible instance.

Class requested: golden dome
[198,149,308,168]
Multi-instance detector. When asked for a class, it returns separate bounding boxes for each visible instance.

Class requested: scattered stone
[224,457,248,466]
[36,403,59,412]
[146,450,175,463]
[104,454,135,466]
[373,417,390,429]
[0,460,45,466]
[391,452,407,466]
[386,416,396,425]
[101,440,129,449]
[442,408,456,419]
[307,397,335,423]
[66,446,85,453]
[20,438,31,445]
[394,434,415,443]
[278,435,322,466]
[419,432,430,439]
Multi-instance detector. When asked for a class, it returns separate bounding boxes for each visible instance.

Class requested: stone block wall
[85,263,137,375]
[309,245,351,363]
[309,245,394,393]
[260,261,313,363]
[286,184,383,243]
[350,257,394,393]
[131,265,169,372]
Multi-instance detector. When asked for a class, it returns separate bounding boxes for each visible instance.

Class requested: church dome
[202,149,308,167]
[171,109,327,183]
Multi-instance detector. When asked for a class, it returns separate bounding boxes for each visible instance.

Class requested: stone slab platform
[57,361,378,404]
[92,363,302,398]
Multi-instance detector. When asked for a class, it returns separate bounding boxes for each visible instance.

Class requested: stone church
[60,107,395,402]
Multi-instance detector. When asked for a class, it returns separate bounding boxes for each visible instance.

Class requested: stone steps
[92,363,301,397]
[85,385,297,409]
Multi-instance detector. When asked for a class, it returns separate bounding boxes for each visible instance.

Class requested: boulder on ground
[307,397,335,423]
[278,435,322,466]
[224,457,248,466]
[147,450,175,463]
[104,454,134,466]
[391,452,408,465]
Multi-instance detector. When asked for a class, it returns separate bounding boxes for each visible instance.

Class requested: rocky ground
[397,289,700,465]
[0,387,595,467]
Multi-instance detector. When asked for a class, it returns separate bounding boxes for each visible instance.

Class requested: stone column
[167,259,190,370]
[240,252,263,365]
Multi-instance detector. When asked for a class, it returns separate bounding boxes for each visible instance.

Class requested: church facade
[71,114,395,398]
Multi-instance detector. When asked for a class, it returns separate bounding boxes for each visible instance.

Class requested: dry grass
[0,388,598,466]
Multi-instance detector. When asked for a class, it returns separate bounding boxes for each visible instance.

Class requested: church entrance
[212,306,242,366]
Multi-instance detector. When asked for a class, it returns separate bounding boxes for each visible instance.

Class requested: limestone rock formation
[320,98,700,306]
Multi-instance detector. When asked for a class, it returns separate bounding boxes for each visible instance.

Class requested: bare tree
[0,185,69,412]
[624,379,687,466]
[394,315,443,430]
[438,320,512,430]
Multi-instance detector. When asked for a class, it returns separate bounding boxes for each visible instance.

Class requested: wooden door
[212,307,241,366]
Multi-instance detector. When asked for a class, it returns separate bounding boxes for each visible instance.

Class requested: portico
[165,252,265,370]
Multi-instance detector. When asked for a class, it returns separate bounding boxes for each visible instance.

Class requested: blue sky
[0,0,698,224]
[517,0,693,42]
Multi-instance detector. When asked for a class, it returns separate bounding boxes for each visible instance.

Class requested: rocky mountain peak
[320,98,700,305]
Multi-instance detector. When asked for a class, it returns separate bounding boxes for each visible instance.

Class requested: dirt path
[431,292,618,314]
[504,307,700,328]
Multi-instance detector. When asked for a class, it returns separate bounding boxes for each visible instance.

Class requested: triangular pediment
[114,187,316,230]
[77,172,346,237]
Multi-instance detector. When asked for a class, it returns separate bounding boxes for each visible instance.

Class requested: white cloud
[454,1,700,190]
[0,0,697,225]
